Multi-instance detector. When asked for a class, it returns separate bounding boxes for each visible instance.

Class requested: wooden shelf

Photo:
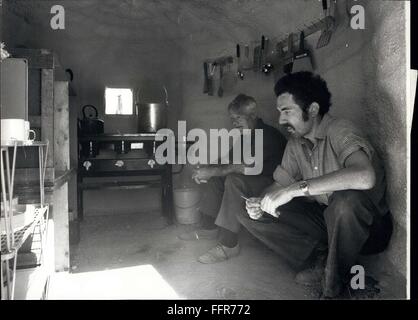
[79,180,161,190]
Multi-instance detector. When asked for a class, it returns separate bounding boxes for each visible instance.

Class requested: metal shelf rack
[1,140,49,300]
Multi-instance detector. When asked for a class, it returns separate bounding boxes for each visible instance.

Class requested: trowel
[283,33,294,74]
[292,31,313,72]
[317,0,334,49]
[236,44,244,80]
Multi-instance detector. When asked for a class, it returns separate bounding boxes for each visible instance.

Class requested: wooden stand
[8,49,73,273]
[77,134,174,224]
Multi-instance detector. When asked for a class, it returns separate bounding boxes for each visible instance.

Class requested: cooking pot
[136,86,169,133]
[79,105,104,136]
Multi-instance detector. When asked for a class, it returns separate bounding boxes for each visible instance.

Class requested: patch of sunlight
[47,265,181,299]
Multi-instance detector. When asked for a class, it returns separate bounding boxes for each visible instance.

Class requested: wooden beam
[14,168,55,184]
[52,182,70,272]
[53,81,70,171]
[41,69,54,168]
[9,48,54,69]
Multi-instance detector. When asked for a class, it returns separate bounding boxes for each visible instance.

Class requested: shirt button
[314,166,318,170]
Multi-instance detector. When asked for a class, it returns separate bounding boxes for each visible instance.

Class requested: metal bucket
[136,86,169,133]
[173,187,201,224]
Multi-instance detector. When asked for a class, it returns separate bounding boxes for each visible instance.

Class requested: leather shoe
[198,243,240,264]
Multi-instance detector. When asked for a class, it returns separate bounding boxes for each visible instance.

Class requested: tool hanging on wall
[259,35,265,71]
[317,0,335,48]
[203,55,233,97]
[236,44,244,80]
[203,61,214,96]
[292,31,313,72]
[273,41,286,81]
[262,36,277,75]
[253,43,260,72]
[283,33,294,74]
[218,63,224,97]
[243,44,251,69]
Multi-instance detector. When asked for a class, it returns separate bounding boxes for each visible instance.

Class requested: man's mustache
[282,123,295,131]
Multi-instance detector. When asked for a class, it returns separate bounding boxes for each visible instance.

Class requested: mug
[1,119,26,141]
[25,121,36,141]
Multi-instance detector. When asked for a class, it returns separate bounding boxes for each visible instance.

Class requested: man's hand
[192,167,218,184]
[245,197,263,220]
[260,187,293,217]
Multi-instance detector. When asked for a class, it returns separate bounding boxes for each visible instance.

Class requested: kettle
[79,105,104,136]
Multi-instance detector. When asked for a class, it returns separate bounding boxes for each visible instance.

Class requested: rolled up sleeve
[329,120,374,166]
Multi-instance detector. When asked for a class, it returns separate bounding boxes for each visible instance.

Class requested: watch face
[300,181,308,192]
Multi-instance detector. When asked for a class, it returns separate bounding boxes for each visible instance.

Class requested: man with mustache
[239,72,393,299]
[178,94,287,264]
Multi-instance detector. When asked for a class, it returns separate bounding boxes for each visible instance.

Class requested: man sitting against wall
[179,94,288,264]
[239,71,393,299]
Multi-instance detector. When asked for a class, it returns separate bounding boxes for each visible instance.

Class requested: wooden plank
[13,191,54,206]
[53,81,70,171]
[14,167,55,184]
[9,48,54,69]
[53,88,69,169]
[52,182,70,272]
[79,180,161,190]
[41,69,54,168]
[54,169,76,189]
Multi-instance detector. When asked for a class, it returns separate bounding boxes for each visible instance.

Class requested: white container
[1,119,26,141]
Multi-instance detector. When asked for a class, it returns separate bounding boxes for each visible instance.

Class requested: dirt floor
[46,210,403,300]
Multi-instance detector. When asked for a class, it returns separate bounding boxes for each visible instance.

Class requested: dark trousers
[236,190,393,297]
[199,174,273,233]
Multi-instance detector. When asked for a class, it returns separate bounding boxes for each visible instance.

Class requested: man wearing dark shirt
[179,94,287,264]
[240,72,393,299]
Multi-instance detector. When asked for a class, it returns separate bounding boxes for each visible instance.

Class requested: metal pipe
[39,146,43,207]
[1,149,11,250]
[5,148,14,247]
[10,144,18,247]
[1,148,12,299]
[11,249,18,299]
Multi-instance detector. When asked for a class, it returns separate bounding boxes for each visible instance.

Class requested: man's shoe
[178,228,218,241]
[295,250,327,286]
[198,243,240,264]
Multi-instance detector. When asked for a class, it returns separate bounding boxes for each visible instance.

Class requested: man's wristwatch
[298,180,310,196]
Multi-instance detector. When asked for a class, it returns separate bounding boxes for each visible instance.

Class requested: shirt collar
[314,113,333,139]
[298,113,333,145]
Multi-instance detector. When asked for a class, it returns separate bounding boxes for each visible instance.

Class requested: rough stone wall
[360,0,407,283]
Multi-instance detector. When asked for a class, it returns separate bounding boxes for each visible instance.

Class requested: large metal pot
[79,105,104,136]
[136,86,169,133]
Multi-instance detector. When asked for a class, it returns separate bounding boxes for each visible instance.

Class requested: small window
[105,87,133,115]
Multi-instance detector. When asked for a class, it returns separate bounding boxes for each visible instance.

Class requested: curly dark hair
[274,72,332,116]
